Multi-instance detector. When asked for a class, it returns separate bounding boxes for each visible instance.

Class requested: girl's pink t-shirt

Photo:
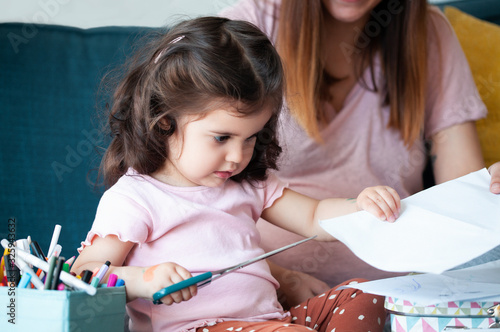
[221,0,487,285]
[79,169,289,332]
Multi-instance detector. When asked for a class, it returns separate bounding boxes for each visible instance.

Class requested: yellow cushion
[445,6,500,168]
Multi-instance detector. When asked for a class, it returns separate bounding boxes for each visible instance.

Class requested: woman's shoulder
[219,0,281,39]
[427,5,447,20]
[425,5,468,71]
[426,5,458,42]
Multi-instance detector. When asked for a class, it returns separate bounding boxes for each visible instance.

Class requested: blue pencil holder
[0,286,126,332]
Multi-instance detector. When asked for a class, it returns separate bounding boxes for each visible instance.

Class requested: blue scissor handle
[152,271,212,304]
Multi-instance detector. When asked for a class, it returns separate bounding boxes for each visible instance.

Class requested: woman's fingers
[489,162,500,194]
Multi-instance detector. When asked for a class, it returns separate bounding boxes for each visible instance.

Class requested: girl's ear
[159,116,176,136]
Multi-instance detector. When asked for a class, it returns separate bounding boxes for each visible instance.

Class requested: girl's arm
[261,186,400,241]
[431,121,484,184]
[71,235,196,305]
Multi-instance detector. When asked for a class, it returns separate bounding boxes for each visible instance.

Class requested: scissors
[152,235,317,304]
[488,304,500,328]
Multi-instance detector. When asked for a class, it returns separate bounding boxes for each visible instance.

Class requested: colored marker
[44,256,57,289]
[15,256,44,289]
[107,273,118,287]
[15,239,29,252]
[0,241,96,296]
[0,255,4,281]
[47,224,61,258]
[81,270,93,284]
[90,276,100,287]
[92,261,111,287]
[18,272,32,288]
[52,244,62,258]
[50,257,65,290]
[36,268,45,281]
[115,278,125,287]
[30,241,46,261]
[1,249,8,278]
[4,251,21,286]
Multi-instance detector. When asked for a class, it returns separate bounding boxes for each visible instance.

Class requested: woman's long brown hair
[278,0,428,146]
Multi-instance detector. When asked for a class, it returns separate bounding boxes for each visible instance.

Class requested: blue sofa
[0,24,156,256]
[1,0,499,259]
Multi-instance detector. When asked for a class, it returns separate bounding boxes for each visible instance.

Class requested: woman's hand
[277,269,331,308]
[356,186,401,222]
[268,261,330,309]
[489,162,500,194]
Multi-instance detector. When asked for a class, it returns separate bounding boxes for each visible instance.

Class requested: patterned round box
[385,297,499,331]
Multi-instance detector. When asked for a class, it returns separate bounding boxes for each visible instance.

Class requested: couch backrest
[0,23,155,256]
[434,0,500,24]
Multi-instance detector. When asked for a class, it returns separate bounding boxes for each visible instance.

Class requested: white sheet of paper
[319,169,500,274]
[338,260,500,305]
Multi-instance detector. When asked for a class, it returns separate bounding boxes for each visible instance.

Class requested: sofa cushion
[445,7,500,168]
[0,23,154,256]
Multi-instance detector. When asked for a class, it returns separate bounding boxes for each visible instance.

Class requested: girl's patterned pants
[197,278,386,332]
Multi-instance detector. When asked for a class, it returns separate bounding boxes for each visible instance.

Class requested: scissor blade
[216,235,317,278]
[152,235,317,303]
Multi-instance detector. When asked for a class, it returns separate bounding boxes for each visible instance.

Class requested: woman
[221,0,500,306]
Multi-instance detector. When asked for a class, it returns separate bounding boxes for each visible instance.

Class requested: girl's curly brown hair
[101,17,285,188]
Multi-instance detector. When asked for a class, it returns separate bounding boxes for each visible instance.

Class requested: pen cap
[51,244,62,258]
[16,239,29,251]
[81,270,93,284]
[107,273,118,287]
[18,272,32,288]
[50,257,65,290]
[30,241,47,260]
[94,260,111,280]
[90,276,100,287]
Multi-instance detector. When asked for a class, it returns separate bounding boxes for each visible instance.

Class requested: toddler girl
[72,16,400,332]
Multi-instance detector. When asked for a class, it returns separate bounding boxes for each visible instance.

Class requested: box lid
[385,297,500,317]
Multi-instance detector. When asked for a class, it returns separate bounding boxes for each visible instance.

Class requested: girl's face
[159,104,273,187]
[321,0,383,24]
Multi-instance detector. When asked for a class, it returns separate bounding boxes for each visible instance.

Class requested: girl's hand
[138,262,197,305]
[356,186,401,222]
[71,236,197,305]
